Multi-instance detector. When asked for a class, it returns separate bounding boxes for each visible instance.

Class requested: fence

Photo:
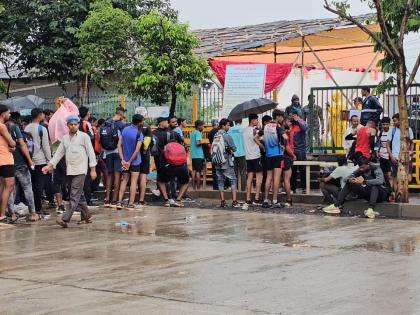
[307,84,420,153]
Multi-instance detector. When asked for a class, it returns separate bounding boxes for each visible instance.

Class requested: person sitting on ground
[322,153,389,219]
[190,120,205,191]
[116,114,144,210]
[152,117,189,207]
[211,118,240,208]
[318,155,358,204]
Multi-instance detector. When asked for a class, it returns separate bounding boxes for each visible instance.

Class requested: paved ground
[2,206,420,315]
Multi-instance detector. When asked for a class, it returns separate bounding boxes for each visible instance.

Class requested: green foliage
[78,6,209,115]
[0,80,6,94]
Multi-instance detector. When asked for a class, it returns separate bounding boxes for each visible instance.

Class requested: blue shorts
[105,153,122,172]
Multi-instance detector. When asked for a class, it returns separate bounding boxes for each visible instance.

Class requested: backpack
[163,133,187,166]
[21,131,35,157]
[100,120,119,150]
[211,133,227,165]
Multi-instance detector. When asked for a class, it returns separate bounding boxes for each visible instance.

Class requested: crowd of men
[0,87,415,226]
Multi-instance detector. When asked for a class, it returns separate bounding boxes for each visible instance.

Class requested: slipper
[0,216,7,223]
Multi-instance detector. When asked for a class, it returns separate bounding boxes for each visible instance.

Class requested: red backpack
[163,133,187,166]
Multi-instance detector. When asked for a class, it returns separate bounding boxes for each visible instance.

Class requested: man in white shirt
[43,115,97,228]
[376,117,392,182]
[242,114,264,209]
[343,115,362,154]
[319,156,358,204]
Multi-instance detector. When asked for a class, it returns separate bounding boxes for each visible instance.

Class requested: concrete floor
[2,207,420,315]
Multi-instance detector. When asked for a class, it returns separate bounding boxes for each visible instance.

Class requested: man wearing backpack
[211,118,240,208]
[25,108,52,217]
[152,117,189,207]
[100,106,126,207]
[360,86,383,126]
[138,115,153,206]
[6,112,38,222]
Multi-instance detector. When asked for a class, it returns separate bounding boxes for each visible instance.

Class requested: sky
[170,0,420,78]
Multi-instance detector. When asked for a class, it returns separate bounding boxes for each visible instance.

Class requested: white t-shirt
[243,126,261,160]
[378,130,390,159]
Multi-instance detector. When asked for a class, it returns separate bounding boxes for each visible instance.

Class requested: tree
[78,2,209,116]
[0,0,177,105]
[324,0,420,203]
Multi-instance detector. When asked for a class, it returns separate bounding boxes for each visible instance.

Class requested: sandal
[78,215,93,225]
[0,216,7,223]
[56,219,68,228]
[115,202,123,210]
[27,213,41,222]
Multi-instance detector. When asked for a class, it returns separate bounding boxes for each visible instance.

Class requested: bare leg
[158,181,169,200]
[255,172,263,200]
[246,172,254,201]
[1,177,15,217]
[112,171,121,202]
[232,189,237,201]
[55,193,63,207]
[272,168,282,202]
[118,172,130,202]
[138,174,147,203]
[264,170,273,201]
[105,173,113,202]
[192,170,197,190]
[196,171,201,190]
[283,169,292,202]
[129,172,140,204]
[177,182,189,200]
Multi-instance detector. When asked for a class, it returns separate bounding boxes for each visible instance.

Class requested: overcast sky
[170,0,419,78]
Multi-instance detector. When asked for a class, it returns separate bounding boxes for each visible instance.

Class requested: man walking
[116,114,143,210]
[228,119,246,191]
[25,108,52,216]
[42,115,97,228]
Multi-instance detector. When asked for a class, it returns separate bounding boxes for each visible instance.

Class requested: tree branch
[323,0,394,57]
[399,0,414,47]
[406,53,420,90]
[371,0,401,58]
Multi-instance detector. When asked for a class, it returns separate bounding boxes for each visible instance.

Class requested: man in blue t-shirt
[103,106,126,207]
[190,120,205,190]
[116,114,143,210]
[228,119,246,191]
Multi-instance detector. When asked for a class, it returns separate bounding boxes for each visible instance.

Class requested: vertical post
[273,42,278,102]
[120,95,126,109]
[192,94,198,122]
[300,36,305,103]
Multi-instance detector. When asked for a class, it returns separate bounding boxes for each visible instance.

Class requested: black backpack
[99,120,119,150]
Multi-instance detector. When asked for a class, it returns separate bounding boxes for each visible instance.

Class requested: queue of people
[0,89,416,226]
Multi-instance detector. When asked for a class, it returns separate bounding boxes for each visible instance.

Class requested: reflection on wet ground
[2,206,420,314]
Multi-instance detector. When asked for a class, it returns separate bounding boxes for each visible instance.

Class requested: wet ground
[2,206,420,314]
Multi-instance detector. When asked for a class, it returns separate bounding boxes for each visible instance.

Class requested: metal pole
[300,36,305,103]
[273,42,278,102]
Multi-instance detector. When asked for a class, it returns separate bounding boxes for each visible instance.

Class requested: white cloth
[243,126,261,160]
[330,165,358,188]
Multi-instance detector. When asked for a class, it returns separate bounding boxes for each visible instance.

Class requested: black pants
[45,173,54,203]
[211,163,218,190]
[291,151,306,192]
[335,183,387,209]
[83,171,92,205]
[31,165,47,214]
[320,182,340,204]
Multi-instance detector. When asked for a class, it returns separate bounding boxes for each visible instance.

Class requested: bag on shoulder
[163,132,187,166]
[99,120,119,150]
[21,131,35,157]
[211,133,227,165]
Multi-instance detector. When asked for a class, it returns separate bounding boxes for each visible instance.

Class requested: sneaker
[151,189,161,197]
[271,202,283,209]
[364,208,376,219]
[56,205,65,214]
[232,201,241,208]
[172,200,184,208]
[322,204,341,214]
[110,202,118,209]
[252,199,262,206]
[219,200,227,208]
[262,200,271,209]
[103,200,111,208]
[283,202,292,208]
[164,200,171,207]
[115,202,124,210]
[48,201,56,209]
[242,203,249,210]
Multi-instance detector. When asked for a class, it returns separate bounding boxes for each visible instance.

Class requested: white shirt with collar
[50,131,97,176]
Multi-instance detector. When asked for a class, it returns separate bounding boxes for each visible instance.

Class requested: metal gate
[307,84,420,153]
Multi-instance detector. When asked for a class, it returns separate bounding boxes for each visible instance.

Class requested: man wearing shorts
[103,107,126,207]
[138,115,152,205]
[0,105,16,222]
[242,113,264,210]
[261,110,286,208]
[190,120,205,190]
[116,114,143,210]
[152,117,189,207]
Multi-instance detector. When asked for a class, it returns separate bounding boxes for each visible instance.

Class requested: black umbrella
[228,98,278,121]
[0,95,44,112]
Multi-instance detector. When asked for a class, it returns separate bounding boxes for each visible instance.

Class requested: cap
[66,115,80,123]
[291,94,300,101]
